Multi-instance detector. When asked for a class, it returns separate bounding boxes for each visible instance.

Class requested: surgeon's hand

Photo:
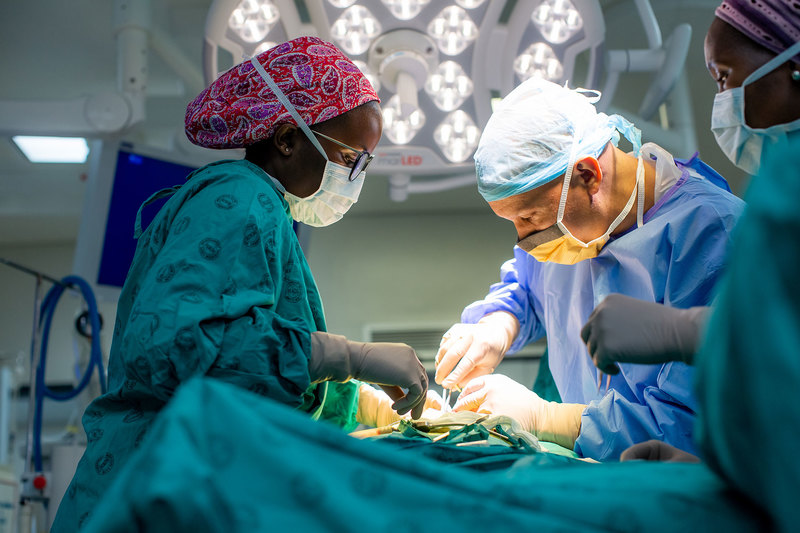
[620,440,701,463]
[453,374,586,450]
[309,332,428,419]
[581,294,710,375]
[356,385,444,427]
[435,312,520,390]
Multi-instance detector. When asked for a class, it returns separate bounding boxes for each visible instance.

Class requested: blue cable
[32,275,106,472]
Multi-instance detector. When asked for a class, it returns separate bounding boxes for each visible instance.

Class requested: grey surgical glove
[580,294,710,374]
[309,331,428,419]
[620,440,700,463]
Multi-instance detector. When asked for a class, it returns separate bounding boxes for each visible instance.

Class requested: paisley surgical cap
[716,0,800,62]
[185,36,379,149]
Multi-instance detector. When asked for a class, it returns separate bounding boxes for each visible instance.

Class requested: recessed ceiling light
[11,136,90,163]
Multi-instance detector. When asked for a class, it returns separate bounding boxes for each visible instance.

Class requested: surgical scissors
[441,387,452,413]
[596,369,611,394]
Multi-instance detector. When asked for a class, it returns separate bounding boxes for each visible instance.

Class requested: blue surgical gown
[52,159,356,531]
[462,158,744,461]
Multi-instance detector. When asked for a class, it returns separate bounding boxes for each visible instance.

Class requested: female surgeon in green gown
[51,36,431,531]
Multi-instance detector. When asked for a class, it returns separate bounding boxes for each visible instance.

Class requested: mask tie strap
[556,127,583,230]
[636,153,645,228]
[743,41,800,87]
[585,165,639,247]
[250,57,329,161]
[269,175,286,194]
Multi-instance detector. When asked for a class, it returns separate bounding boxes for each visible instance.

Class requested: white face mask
[711,41,800,175]
[250,57,365,227]
[275,164,365,227]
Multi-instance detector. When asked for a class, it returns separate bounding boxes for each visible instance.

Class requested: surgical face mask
[274,162,365,227]
[711,41,800,175]
[250,57,366,227]
[518,145,645,265]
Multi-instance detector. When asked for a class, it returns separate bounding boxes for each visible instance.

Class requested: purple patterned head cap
[715,0,800,61]
[185,36,380,149]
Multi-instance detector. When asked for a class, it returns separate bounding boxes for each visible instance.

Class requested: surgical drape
[81,376,765,532]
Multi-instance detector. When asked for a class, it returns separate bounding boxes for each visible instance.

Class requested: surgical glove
[356,384,444,427]
[620,440,700,463]
[453,374,586,450]
[309,332,428,418]
[435,312,520,389]
[581,294,709,375]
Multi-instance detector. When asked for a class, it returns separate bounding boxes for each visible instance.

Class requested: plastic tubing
[32,275,106,471]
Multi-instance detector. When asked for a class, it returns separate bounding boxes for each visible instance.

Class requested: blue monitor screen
[97,148,197,288]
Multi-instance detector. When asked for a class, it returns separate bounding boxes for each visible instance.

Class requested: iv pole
[0,258,79,503]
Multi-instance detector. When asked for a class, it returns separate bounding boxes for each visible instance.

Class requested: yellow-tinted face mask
[518,153,645,265]
[517,226,608,264]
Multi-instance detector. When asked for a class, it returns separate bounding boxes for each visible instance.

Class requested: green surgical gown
[696,137,800,533]
[52,159,357,531]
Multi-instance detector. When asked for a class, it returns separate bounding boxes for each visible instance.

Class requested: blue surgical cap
[475,77,642,202]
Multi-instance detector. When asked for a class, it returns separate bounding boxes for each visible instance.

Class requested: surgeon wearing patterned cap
[52,36,433,531]
[436,77,745,461]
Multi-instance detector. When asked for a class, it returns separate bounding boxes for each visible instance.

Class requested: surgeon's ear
[573,157,602,195]
[273,123,299,156]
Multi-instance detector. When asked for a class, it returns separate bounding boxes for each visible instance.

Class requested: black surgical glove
[581,294,709,374]
[620,440,700,463]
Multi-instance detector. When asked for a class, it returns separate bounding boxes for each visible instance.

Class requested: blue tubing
[32,275,106,471]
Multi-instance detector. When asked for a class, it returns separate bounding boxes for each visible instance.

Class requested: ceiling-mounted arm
[599,0,691,120]
[0,0,149,137]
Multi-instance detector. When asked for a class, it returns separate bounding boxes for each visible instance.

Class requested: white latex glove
[356,384,444,428]
[453,374,586,450]
[434,312,519,390]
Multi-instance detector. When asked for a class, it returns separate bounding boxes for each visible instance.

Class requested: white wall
[306,208,544,388]
[306,210,515,341]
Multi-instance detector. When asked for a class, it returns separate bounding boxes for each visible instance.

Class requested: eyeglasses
[311,130,374,181]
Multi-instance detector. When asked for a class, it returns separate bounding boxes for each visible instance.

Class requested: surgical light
[228,0,280,43]
[425,61,473,112]
[353,60,381,92]
[381,0,430,21]
[426,6,478,56]
[434,110,480,163]
[253,41,277,55]
[383,94,425,145]
[327,0,357,7]
[12,136,90,163]
[514,42,564,82]
[331,5,382,55]
[532,0,583,44]
[455,0,486,8]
